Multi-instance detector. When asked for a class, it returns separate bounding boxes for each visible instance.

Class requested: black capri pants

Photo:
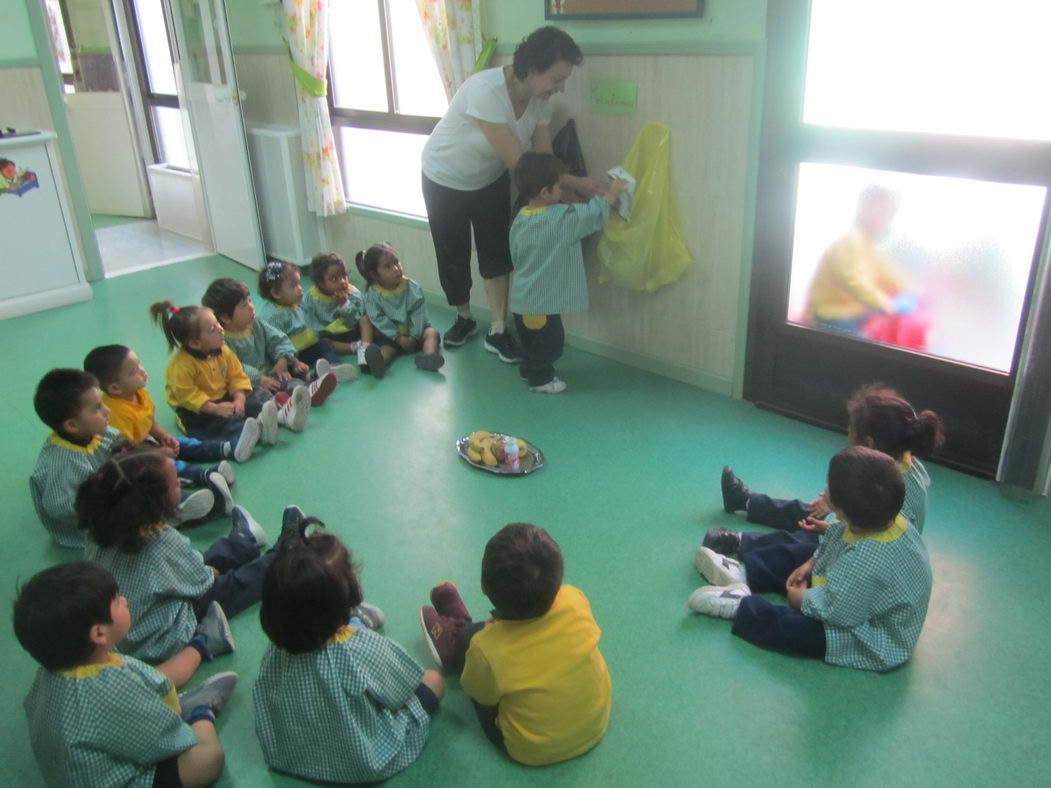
[422,171,514,306]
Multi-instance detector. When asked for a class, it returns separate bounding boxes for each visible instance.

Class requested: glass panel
[132,0,178,95]
[153,105,190,170]
[339,127,427,216]
[43,0,75,79]
[388,0,449,117]
[787,162,1046,373]
[330,0,388,112]
[804,0,1051,141]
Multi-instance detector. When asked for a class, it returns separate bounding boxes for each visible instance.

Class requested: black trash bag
[552,118,587,177]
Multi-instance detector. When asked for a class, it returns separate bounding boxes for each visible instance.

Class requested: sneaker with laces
[277,386,310,432]
[279,504,305,543]
[443,315,478,347]
[414,352,445,372]
[259,400,279,446]
[688,583,751,618]
[721,466,751,514]
[419,606,464,671]
[350,603,385,630]
[484,331,522,363]
[232,418,261,463]
[178,671,238,721]
[331,363,358,382]
[356,344,369,368]
[702,527,743,556]
[193,601,235,660]
[207,472,234,517]
[174,488,215,525]
[364,344,386,379]
[529,377,567,394]
[213,460,235,486]
[230,505,267,548]
[694,546,748,586]
[430,581,472,623]
[307,372,336,406]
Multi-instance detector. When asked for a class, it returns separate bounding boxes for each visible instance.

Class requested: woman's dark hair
[514,152,564,201]
[354,242,395,289]
[149,300,204,352]
[827,446,906,530]
[512,26,582,80]
[202,278,251,321]
[13,561,118,671]
[83,345,132,392]
[33,368,99,432]
[76,450,177,552]
[847,383,946,460]
[310,252,347,284]
[481,523,564,620]
[260,518,363,654]
[258,260,299,303]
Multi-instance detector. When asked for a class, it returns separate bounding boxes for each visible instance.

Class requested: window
[329,0,449,216]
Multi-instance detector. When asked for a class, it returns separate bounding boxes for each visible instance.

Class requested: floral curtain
[415,0,493,100]
[280,0,346,216]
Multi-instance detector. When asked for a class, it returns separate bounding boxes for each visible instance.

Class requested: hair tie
[170,305,180,314]
[264,261,284,282]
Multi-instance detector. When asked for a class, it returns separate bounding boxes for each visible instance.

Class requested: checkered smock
[302,285,365,335]
[901,454,931,532]
[363,279,430,340]
[223,318,299,383]
[85,526,213,662]
[29,428,125,548]
[804,516,932,671]
[253,625,430,783]
[24,653,195,787]
[259,302,319,352]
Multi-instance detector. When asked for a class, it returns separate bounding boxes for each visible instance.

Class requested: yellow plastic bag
[596,122,693,291]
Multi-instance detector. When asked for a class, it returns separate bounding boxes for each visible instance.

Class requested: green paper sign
[588,79,638,115]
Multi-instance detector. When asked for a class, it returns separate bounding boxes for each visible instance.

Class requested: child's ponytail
[355,242,393,289]
[905,408,946,459]
[76,451,176,552]
[149,300,201,352]
[847,384,946,460]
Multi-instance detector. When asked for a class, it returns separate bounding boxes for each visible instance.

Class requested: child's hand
[786,558,815,589]
[260,375,281,392]
[157,446,179,460]
[806,491,831,518]
[291,359,309,376]
[395,336,417,353]
[798,515,829,535]
[212,402,236,418]
[334,289,349,304]
[161,433,181,454]
[606,177,629,203]
[231,399,245,417]
[786,581,807,610]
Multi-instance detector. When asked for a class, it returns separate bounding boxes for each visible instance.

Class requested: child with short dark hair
[30,368,128,548]
[14,561,237,787]
[509,152,627,393]
[254,519,441,783]
[203,277,346,408]
[302,252,367,355]
[419,522,611,765]
[689,446,933,672]
[355,242,443,378]
[77,450,292,671]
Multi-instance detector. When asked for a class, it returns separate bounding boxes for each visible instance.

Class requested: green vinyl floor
[3,256,1050,787]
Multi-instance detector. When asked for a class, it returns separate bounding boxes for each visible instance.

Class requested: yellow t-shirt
[102,389,156,444]
[460,584,612,766]
[165,346,252,413]
[806,229,906,321]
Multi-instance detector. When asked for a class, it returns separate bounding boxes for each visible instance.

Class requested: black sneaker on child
[443,316,478,347]
[484,331,522,363]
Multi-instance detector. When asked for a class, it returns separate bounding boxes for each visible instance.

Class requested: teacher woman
[421,26,606,361]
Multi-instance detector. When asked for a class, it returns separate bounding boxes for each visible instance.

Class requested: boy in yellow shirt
[420,523,611,765]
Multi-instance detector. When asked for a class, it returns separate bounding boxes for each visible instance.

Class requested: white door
[169,0,264,269]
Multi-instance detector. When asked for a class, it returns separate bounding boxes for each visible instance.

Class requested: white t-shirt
[422,66,554,192]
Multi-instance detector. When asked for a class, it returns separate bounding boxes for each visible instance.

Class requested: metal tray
[455,433,544,476]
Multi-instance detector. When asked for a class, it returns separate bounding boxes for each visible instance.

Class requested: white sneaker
[207,472,234,516]
[174,488,215,525]
[694,546,747,586]
[688,583,751,618]
[232,418,261,463]
[331,363,358,382]
[259,400,279,445]
[230,505,267,548]
[277,386,310,432]
[356,344,368,366]
[214,460,235,486]
[529,377,567,394]
[314,358,331,380]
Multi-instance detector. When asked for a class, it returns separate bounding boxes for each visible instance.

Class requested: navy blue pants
[514,314,564,387]
[738,492,819,553]
[192,527,277,620]
[298,339,340,367]
[732,541,826,659]
[176,389,269,441]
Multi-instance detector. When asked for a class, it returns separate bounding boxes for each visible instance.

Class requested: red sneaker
[308,372,336,406]
[419,605,465,671]
[430,581,472,623]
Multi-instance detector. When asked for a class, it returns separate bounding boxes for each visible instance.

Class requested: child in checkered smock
[253,519,444,783]
[15,561,237,788]
[690,446,933,672]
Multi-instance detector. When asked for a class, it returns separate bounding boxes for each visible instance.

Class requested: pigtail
[149,300,179,352]
[906,409,946,458]
[149,301,200,352]
[76,451,175,552]
[354,250,371,288]
[847,383,945,460]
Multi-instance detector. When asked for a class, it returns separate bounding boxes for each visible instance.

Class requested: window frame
[122,0,180,165]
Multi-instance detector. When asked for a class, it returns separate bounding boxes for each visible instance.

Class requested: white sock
[457,306,472,319]
[490,320,505,335]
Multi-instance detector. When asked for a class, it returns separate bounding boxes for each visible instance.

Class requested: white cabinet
[1,131,92,318]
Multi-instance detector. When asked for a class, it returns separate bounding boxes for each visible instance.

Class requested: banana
[467,447,482,462]
[481,445,498,466]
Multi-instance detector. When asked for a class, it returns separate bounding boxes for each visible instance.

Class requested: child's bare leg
[422,327,440,354]
[421,669,445,700]
[329,340,356,355]
[177,720,225,787]
[381,344,399,362]
[156,646,203,689]
[359,317,375,344]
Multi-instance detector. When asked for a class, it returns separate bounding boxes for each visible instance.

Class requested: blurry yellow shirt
[460,584,612,766]
[102,389,155,444]
[807,229,906,321]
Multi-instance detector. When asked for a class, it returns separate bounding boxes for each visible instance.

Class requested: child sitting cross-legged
[77,450,299,680]
[253,519,442,783]
[202,277,345,409]
[14,561,238,788]
[689,445,933,672]
[419,522,611,765]
[355,242,444,378]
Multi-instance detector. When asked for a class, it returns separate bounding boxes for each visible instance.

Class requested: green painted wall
[226,0,284,50]
[2,0,38,62]
[485,0,766,46]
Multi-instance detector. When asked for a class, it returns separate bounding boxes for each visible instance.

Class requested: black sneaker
[443,316,478,347]
[702,527,743,556]
[484,331,522,363]
[721,466,751,513]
